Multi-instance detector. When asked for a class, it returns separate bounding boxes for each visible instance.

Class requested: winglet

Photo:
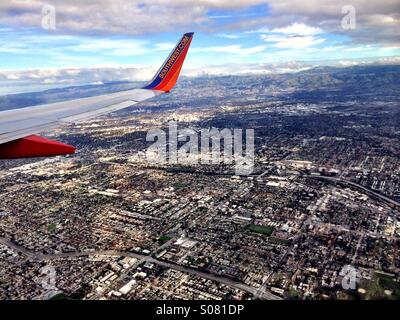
[143,32,194,92]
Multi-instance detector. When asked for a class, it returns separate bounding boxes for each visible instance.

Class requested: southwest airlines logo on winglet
[158,35,190,79]
[143,32,193,91]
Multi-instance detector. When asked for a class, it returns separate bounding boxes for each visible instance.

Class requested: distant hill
[0,64,399,112]
[187,64,400,92]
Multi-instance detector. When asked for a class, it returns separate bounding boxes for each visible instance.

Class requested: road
[305,175,400,209]
[0,237,281,300]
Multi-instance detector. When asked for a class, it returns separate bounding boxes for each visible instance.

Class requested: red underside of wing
[0,135,75,159]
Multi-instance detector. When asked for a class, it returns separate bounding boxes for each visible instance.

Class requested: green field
[50,293,70,300]
[360,272,400,300]
[157,235,172,245]
[269,236,291,245]
[246,224,274,236]
[47,223,57,232]
[174,183,186,190]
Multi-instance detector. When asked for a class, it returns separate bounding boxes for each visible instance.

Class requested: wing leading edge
[0,32,194,159]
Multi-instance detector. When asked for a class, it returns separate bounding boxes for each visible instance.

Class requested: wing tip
[143,32,194,92]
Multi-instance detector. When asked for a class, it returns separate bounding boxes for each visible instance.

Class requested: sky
[0,0,399,93]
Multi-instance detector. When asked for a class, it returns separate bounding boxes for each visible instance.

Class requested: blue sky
[0,0,399,92]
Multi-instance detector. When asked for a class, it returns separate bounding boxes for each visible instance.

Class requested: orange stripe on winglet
[143,32,194,92]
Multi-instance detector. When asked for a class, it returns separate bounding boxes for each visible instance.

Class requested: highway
[306,175,400,208]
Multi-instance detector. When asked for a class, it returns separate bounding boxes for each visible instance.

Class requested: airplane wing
[0,32,194,159]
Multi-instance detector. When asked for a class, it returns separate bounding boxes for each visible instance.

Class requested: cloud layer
[1,55,399,96]
[0,0,398,45]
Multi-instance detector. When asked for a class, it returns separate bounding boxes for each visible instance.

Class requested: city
[1,65,399,300]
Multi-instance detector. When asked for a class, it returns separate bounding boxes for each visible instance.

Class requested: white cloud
[261,34,325,48]
[0,1,398,48]
[153,42,175,51]
[0,0,265,35]
[254,23,323,36]
[257,23,325,49]
[217,33,242,39]
[228,1,400,46]
[270,23,323,35]
[0,45,25,54]
[193,44,266,55]
[0,65,155,88]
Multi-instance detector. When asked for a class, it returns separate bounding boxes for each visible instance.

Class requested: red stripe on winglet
[0,135,75,159]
